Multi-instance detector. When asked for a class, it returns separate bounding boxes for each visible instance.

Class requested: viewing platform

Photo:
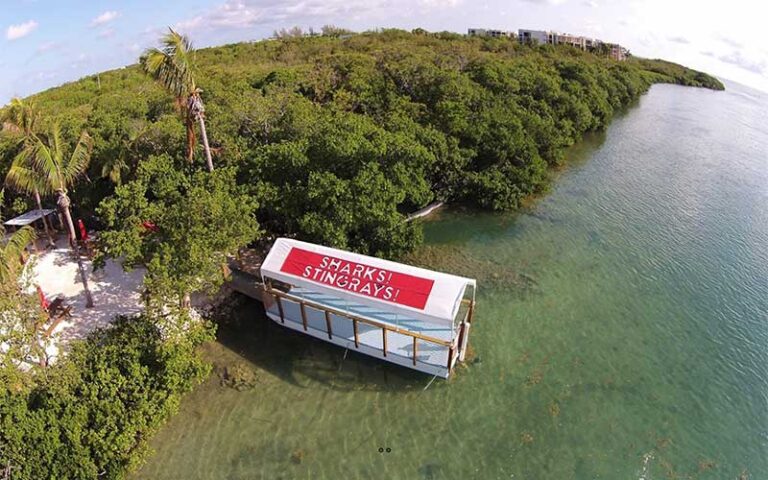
[230,238,476,378]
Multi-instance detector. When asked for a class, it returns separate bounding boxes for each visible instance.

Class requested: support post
[468,300,475,324]
[412,337,418,366]
[353,319,359,348]
[382,328,387,357]
[456,322,467,358]
[300,302,308,331]
[324,310,333,339]
[447,346,454,370]
[275,294,285,323]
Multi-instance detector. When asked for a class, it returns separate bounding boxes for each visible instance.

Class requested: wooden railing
[265,285,470,369]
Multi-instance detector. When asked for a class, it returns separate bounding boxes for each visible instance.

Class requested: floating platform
[259,238,476,378]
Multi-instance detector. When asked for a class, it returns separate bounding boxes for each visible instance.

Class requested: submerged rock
[220,362,259,391]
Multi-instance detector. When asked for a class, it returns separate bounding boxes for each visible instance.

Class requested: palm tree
[100,122,147,185]
[1,98,56,248]
[140,28,214,172]
[16,123,95,308]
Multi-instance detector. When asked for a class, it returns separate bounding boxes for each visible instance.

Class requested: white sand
[31,238,146,362]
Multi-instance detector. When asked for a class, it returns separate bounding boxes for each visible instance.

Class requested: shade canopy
[4,209,56,227]
[261,238,476,326]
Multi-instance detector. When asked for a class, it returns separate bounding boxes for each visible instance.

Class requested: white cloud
[717,34,742,49]
[419,0,463,6]
[6,20,38,40]
[36,41,60,53]
[97,29,115,38]
[718,50,767,75]
[33,70,59,81]
[522,0,570,5]
[173,0,389,33]
[175,16,205,32]
[91,11,120,27]
[668,36,689,44]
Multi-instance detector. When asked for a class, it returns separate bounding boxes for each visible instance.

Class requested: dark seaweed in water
[403,245,539,295]
[220,362,259,391]
[418,463,441,480]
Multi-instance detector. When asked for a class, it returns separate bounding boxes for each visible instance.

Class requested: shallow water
[135,82,768,480]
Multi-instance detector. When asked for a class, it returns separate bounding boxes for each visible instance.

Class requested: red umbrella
[77,219,89,242]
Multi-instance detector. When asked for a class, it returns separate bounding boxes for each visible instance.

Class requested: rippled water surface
[135,82,768,479]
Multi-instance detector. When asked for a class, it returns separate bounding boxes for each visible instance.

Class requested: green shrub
[0,315,214,479]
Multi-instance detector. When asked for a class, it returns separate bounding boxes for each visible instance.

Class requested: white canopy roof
[4,209,56,227]
[261,238,476,326]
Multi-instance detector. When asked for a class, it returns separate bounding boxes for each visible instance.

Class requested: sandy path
[31,239,145,361]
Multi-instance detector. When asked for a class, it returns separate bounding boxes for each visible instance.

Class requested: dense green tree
[0,315,213,480]
[96,155,260,312]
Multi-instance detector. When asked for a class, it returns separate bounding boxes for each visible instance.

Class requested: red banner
[280,247,435,310]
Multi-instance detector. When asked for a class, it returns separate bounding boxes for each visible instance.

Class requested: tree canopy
[0,29,724,258]
[96,155,260,311]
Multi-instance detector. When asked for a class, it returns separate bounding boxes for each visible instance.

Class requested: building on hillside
[606,43,628,61]
[518,29,549,44]
[507,26,629,61]
[552,32,588,50]
[468,28,515,38]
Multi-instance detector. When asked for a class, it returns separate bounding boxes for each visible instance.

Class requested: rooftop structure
[468,28,515,39]
[550,32,589,50]
[259,238,476,378]
[512,28,628,60]
[518,29,549,45]
[606,43,628,61]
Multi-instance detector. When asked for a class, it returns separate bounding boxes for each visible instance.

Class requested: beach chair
[42,296,73,337]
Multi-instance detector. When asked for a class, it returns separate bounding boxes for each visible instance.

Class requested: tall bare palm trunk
[58,191,94,308]
[198,116,214,172]
[187,92,213,172]
[34,189,55,248]
[185,113,196,163]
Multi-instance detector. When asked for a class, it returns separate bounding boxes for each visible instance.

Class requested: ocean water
[134,82,768,480]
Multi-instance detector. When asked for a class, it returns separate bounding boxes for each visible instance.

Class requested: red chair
[36,284,49,311]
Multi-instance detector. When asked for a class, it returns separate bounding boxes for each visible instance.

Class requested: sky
[1,0,767,104]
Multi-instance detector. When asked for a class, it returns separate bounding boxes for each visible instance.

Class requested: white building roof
[261,238,476,326]
[4,209,56,227]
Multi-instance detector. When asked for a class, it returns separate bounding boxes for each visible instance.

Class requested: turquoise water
[135,82,768,479]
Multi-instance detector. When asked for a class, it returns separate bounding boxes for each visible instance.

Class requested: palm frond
[29,132,60,192]
[140,28,196,98]
[1,98,38,136]
[64,130,93,185]
[0,226,36,284]
[101,156,127,185]
[50,122,64,170]
[5,161,48,196]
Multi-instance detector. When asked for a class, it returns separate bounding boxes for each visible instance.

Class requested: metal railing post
[300,302,308,331]
[324,310,333,339]
[382,328,387,357]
